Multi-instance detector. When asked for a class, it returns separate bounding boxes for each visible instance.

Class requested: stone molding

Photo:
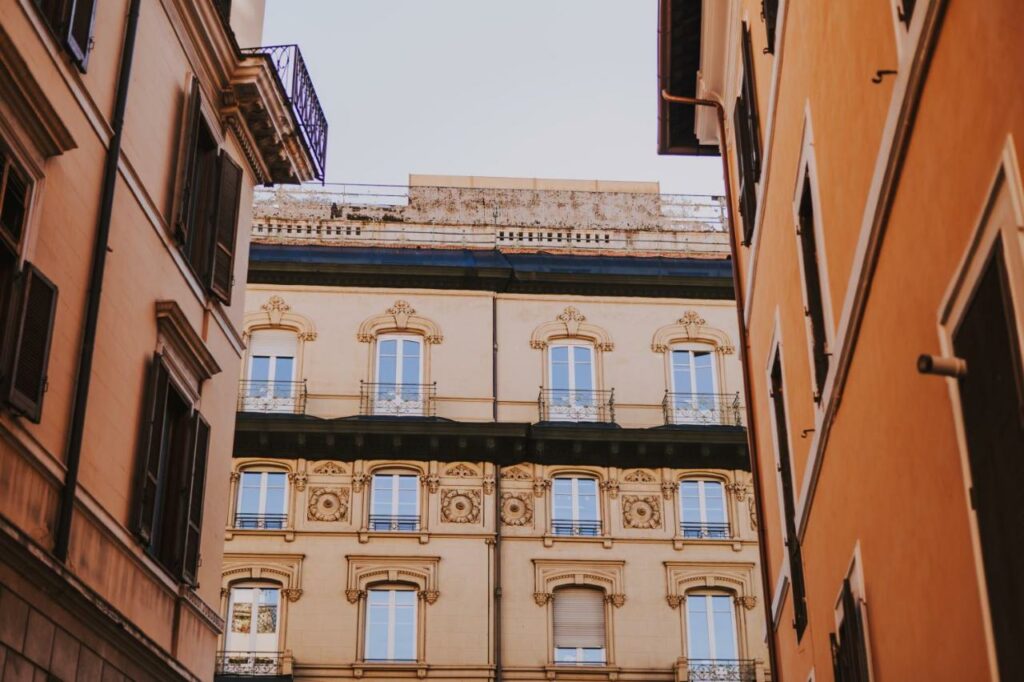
[663,561,757,609]
[529,306,614,351]
[532,559,626,607]
[356,300,443,344]
[650,310,734,354]
[345,555,441,603]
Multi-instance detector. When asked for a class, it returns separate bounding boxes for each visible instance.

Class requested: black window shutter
[898,0,917,26]
[134,353,170,544]
[762,0,779,54]
[64,0,97,71]
[181,411,210,584]
[740,24,763,177]
[208,153,243,304]
[832,578,871,682]
[5,263,57,423]
[176,78,203,244]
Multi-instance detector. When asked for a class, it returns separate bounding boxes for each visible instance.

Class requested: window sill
[358,530,430,545]
[353,661,426,677]
[225,527,295,542]
[542,533,613,549]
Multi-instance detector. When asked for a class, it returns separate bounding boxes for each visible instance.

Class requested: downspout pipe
[660,90,781,681]
[54,0,143,561]
[492,295,503,682]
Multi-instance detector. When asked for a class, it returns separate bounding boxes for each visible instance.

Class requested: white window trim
[685,592,740,660]
[678,480,728,537]
[365,588,417,662]
[370,473,420,530]
[237,471,289,521]
[551,476,600,532]
[764,311,797,549]
[669,345,719,395]
[375,334,424,385]
[226,584,282,652]
[548,341,596,392]
[832,543,875,682]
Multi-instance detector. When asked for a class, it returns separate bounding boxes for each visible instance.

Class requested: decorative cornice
[357,300,444,344]
[530,306,614,351]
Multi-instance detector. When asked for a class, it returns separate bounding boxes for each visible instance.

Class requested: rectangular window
[797,171,830,399]
[133,353,210,583]
[734,23,763,245]
[830,578,870,682]
[548,343,599,421]
[553,587,606,665]
[374,336,424,415]
[551,477,600,536]
[365,589,417,662]
[770,351,808,639]
[687,594,739,660]
[31,0,97,71]
[236,471,288,529]
[680,480,729,539]
[370,474,420,531]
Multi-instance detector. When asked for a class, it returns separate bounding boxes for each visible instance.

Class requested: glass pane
[551,346,570,396]
[397,476,418,516]
[394,591,416,660]
[378,340,397,385]
[577,479,599,520]
[552,479,573,520]
[239,473,261,515]
[257,589,278,634]
[573,346,593,394]
[704,481,726,524]
[672,350,692,397]
[401,340,421,389]
[554,648,579,663]
[273,357,294,397]
[681,481,701,523]
[265,473,286,516]
[366,591,389,660]
[686,596,712,659]
[582,648,606,663]
[712,595,738,658]
[231,602,252,633]
[372,475,394,515]
[694,351,715,394]
[250,356,270,384]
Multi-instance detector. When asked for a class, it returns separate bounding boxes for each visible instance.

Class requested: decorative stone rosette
[622,495,662,529]
[440,488,481,524]
[500,492,533,527]
[307,487,349,522]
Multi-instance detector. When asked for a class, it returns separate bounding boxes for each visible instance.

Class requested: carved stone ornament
[735,595,757,610]
[352,473,370,493]
[307,487,349,522]
[532,478,551,498]
[313,461,346,475]
[661,481,679,500]
[440,488,481,524]
[726,481,749,501]
[680,310,706,336]
[533,592,553,606]
[558,306,586,337]
[666,594,685,609]
[601,479,620,499]
[418,589,440,604]
[283,588,303,602]
[622,495,662,529]
[500,492,534,527]
[444,462,478,478]
[622,469,656,483]
[748,498,758,530]
[289,472,308,492]
[229,471,241,483]
[501,465,532,480]
[387,300,415,329]
[422,474,440,494]
[483,477,495,495]
[297,330,318,342]
[262,295,290,326]
[605,593,626,608]
[345,589,365,603]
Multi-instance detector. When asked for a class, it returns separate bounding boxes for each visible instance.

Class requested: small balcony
[368,514,421,532]
[215,652,290,680]
[680,522,731,540]
[237,380,307,414]
[551,519,602,537]
[684,659,757,682]
[663,392,743,426]
[538,388,615,423]
[233,513,287,530]
[360,382,437,417]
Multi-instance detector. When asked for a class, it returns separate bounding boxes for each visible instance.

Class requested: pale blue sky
[261,0,723,195]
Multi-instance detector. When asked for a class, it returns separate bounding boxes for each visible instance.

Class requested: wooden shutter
[762,0,779,54]
[5,263,57,423]
[552,588,606,649]
[208,152,242,304]
[134,353,170,543]
[181,411,210,584]
[175,78,203,244]
[740,24,762,177]
[831,579,870,682]
[64,0,97,70]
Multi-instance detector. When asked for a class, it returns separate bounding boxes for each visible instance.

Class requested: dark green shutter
[134,353,170,543]
[64,0,97,70]
[208,153,242,304]
[181,411,210,584]
[176,78,203,244]
[5,263,57,423]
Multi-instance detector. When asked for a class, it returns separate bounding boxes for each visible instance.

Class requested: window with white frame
[553,586,607,665]
[669,346,722,424]
[223,585,283,674]
[547,342,600,422]
[370,473,420,531]
[551,476,600,536]
[235,470,288,529]
[686,593,739,668]
[365,588,417,662]
[680,480,729,539]
[243,330,298,413]
[374,335,424,415]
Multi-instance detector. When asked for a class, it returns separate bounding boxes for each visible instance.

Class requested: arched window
[369,470,420,531]
[679,479,729,539]
[553,586,607,665]
[372,335,425,415]
[243,330,298,413]
[365,585,417,662]
[223,583,283,673]
[685,592,739,667]
[551,475,600,536]
[547,342,599,422]
[235,469,288,529]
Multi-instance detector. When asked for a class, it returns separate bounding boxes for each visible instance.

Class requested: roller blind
[250,330,298,358]
[553,587,605,649]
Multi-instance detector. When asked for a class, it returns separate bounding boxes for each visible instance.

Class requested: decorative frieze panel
[345,556,441,603]
[444,462,479,477]
[500,492,534,527]
[307,487,349,522]
[663,562,757,609]
[501,465,533,480]
[622,495,662,529]
[312,461,346,474]
[622,468,657,483]
[440,488,481,524]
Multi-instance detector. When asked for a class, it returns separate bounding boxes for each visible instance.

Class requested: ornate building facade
[0,1,326,680]
[220,176,770,681]
[659,1,1023,681]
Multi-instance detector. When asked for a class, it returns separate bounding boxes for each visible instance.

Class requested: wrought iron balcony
[686,659,756,681]
[237,380,307,414]
[368,514,420,532]
[234,513,288,530]
[360,382,437,417]
[240,44,327,181]
[538,388,615,423]
[681,522,731,539]
[215,652,284,676]
[551,519,602,537]
[663,392,743,426]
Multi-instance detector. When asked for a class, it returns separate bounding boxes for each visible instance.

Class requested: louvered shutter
[181,411,210,584]
[64,0,97,70]
[134,353,170,543]
[552,588,606,649]
[208,152,242,304]
[762,0,779,54]
[5,263,57,423]
[176,78,203,244]
[740,24,762,177]
[831,579,871,682]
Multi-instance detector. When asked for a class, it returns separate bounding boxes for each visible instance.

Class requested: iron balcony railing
[681,522,731,539]
[687,659,756,682]
[368,514,420,532]
[663,392,743,426]
[234,513,288,530]
[538,388,615,423]
[241,44,328,181]
[238,380,307,414]
[215,652,284,676]
[360,382,437,417]
[551,519,602,537]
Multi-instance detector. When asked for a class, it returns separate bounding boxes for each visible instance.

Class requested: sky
[261,0,724,196]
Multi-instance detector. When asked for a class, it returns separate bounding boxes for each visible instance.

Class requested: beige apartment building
[0,1,325,680]
[659,1,1023,681]
[220,176,769,681]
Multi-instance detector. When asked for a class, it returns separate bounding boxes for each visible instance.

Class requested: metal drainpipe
[54,0,143,562]
[660,90,782,681]
[491,295,503,681]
